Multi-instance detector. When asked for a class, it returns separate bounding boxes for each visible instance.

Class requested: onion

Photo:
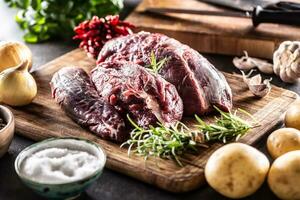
[0,60,37,106]
[0,41,32,72]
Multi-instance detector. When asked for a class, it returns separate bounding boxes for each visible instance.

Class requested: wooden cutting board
[10,49,297,193]
[126,0,300,59]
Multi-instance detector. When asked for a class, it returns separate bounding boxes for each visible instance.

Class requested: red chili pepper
[73,15,135,59]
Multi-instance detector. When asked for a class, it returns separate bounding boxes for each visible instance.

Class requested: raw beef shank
[91,61,183,128]
[97,32,233,115]
[50,67,126,142]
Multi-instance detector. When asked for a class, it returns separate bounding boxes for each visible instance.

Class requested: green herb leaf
[121,107,257,166]
[5,0,123,43]
[195,106,256,143]
[23,32,38,43]
[146,51,168,74]
[121,116,197,166]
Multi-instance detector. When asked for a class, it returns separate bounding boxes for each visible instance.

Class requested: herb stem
[146,51,169,74]
[121,107,257,166]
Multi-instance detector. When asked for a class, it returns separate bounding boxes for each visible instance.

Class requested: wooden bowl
[0,105,15,158]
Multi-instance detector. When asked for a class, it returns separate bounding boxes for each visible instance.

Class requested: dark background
[0,0,298,199]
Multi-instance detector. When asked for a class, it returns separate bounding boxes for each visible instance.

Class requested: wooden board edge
[32,49,88,74]
[106,157,206,193]
[129,26,276,59]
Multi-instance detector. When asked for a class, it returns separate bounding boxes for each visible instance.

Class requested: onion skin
[0,61,37,106]
[0,41,32,72]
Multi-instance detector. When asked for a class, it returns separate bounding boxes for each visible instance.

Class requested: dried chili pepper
[73,15,134,58]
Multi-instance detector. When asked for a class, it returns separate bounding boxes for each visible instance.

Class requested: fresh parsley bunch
[5,0,123,43]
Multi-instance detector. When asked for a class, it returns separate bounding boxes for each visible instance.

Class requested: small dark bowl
[0,105,15,158]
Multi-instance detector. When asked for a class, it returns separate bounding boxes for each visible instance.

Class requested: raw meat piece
[50,67,126,142]
[97,32,233,115]
[91,61,183,128]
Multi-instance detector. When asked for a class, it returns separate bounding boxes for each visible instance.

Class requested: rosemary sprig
[146,51,168,74]
[121,107,257,166]
[195,106,255,143]
[121,115,197,166]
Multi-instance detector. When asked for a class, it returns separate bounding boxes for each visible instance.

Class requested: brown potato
[205,143,269,199]
[267,128,300,159]
[285,102,300,130]
[268,150,300,200]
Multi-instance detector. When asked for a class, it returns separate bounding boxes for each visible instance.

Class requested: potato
[205,143,269,199]
[268,150,300,200]
[267,128,300,159]
[285,102,300,130]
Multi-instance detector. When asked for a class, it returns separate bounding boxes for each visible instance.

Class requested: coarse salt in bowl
[15,137,106,199]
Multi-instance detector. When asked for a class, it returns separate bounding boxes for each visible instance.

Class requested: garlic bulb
[0,41,32,72]
[273,41,300,83]
[0,60,37,106]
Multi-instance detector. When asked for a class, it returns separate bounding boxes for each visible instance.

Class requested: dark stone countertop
[0,1,299,199]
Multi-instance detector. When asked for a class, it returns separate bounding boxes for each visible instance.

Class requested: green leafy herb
[121,107,257,166]
[121,115,198,166]
[4,0,123,43]
[146,51,168,74]
[195,106,257,143]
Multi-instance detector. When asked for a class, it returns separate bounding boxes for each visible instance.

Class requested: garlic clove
[248,74,262,86]
[279,68,295,83]
[273,63,281,76]
[288,42,300,52]
[286,67,298,81]
[0,41,32,72]
[233,51,273,74]
[233,56,255,70]
[256,62,274,74]
[248,83,271,98]
[241,70,272,97]
[282,41,292,49]
[291,50,300,75]
[248,56,274,74]
[291,59,300,76]
[241,69,255,84]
